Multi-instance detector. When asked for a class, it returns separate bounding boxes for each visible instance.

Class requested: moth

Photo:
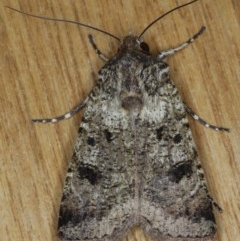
[8,0,229,240]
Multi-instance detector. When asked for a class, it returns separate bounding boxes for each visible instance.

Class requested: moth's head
[119,35,150,53]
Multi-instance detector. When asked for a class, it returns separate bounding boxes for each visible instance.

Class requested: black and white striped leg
[158,26,206,60]
[88,34,109,61]
[32,97,89,123]
[184,103,230,132]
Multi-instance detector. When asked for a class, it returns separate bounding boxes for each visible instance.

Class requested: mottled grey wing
[57,81,137,240]
[138,68,216,240]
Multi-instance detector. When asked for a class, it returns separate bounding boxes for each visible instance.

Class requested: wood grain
[1,0,239,241]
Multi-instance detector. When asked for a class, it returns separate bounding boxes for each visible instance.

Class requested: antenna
[6,6,120,41]
[138,0,200,39]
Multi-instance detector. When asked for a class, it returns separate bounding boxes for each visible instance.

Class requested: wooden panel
[1,0,239,240]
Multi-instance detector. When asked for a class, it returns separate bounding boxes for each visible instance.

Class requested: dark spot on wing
[193,201,216,223]
[156,126,168,141]
[173,133,182,144]
[168,161,193,183]
[104,129,113,142]
[87,136,96,146]
[78,165,101,185]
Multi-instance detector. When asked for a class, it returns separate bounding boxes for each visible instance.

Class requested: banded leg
[158,26,206,59]
[184,103,230,132]
[32,97,89,123]
[88,34,109,61]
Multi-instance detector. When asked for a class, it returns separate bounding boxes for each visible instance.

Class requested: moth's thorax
[118,59,144,112]
[117,35,151,112]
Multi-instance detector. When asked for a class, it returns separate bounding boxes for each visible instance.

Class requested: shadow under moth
[8,0,229,240]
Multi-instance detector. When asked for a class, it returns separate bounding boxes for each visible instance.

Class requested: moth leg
[158,26,205,59]
[88,34,109,61]
[184,103,230,132]
[32,97,89,123]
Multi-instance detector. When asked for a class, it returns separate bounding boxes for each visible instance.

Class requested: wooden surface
[1,0,239,240]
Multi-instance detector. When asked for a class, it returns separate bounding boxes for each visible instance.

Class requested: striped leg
[184,103,230,132]
[32,97,89,123]
[158,26,206,59]
[88,34,109,61]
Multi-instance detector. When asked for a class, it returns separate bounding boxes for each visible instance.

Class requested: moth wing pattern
[58,39,216,241]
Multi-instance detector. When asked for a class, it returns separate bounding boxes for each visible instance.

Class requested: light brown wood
[1,0,239,241]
